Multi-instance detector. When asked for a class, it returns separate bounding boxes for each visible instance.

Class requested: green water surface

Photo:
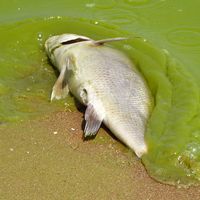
[1,0,200,186]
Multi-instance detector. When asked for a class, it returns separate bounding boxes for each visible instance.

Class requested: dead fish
[45,33,152,157]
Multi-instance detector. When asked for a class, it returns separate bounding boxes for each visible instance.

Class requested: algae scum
[1,1,200,186]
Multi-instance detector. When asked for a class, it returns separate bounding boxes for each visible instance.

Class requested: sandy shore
[1,111,200,200]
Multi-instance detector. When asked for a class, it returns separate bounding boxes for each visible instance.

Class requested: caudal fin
[135,144,148,158]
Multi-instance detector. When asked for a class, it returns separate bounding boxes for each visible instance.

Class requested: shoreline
[1,111,200,200]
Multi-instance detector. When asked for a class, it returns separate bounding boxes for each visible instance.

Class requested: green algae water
[1,0,200,186]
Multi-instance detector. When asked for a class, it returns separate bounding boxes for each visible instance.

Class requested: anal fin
[84,103,104,137]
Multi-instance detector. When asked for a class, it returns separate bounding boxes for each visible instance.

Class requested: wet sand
[1,111,200,200]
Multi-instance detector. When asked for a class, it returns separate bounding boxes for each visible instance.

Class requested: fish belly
[73,45,151,157]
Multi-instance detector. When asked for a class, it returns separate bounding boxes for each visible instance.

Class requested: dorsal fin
[94,37,128,46]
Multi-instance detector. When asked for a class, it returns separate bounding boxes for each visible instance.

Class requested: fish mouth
[45,34,92,55]
[50,37,90,54]
[45,36,58,57]
[60,37,90,45]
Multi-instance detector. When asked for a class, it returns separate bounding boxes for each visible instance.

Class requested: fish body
[45,34,152,157]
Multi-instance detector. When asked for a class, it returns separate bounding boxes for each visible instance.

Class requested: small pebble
[9,148,14,152]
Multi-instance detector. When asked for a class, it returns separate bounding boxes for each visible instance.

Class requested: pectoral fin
[51,60,69,101]
[84,103,104,137]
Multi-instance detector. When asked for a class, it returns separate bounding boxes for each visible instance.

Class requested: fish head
[45,34,92,66]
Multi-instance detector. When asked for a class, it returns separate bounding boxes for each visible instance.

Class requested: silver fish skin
[45,33,152,158]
